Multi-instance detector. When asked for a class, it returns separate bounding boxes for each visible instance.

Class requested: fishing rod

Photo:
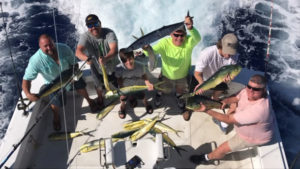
[0,57,91,168]
[0,2,31,115]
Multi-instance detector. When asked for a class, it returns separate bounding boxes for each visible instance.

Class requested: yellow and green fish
[130,116,159,142]
[38,64,82,98]
[105,81,168,100]
[48,129,94,141]
[96,99,119,120]
[80,138,120,153]
[181,64,242,99]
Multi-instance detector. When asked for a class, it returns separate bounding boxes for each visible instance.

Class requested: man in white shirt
[194,33,239,100]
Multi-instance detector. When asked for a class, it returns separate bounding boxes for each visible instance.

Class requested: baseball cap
[85,14,100,25]
[222,33,238,55]
[174,24,186,34]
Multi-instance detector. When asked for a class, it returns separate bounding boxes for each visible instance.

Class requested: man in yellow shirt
[144,15,201,120]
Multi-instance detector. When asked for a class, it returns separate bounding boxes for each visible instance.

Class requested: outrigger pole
[0,2,32,115]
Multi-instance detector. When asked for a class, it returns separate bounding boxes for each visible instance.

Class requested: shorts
[90,62,118,90]
[228,134,259,152]
[159,76,189,94]
[121,92,145,101]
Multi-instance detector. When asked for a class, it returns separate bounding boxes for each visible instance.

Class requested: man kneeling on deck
[189,74,274,164]
[22,34,97,131]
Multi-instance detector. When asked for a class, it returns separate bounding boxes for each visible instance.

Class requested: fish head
[228,64,242,79]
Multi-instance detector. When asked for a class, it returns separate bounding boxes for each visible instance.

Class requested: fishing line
[0,2,30,115]
[51,2,70,155]
[264,0,274,76]
[72,1,82,168]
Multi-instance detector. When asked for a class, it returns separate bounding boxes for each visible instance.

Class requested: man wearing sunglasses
[194,33,239,100]
[189,74,274,164]
[76,14,118,110]
[143,15,201,119]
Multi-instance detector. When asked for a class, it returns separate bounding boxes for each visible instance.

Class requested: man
[143,15,201,121]
[189,74,274,164]
[194,33,239,100]
[22,34,97,131]
[76,14,118,109]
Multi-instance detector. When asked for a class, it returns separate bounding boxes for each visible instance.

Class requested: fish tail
[179,93,193,99]
[154,81,171,93]
[175,130,183,137]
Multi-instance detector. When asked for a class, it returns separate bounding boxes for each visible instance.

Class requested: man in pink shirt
[189,74,274,164]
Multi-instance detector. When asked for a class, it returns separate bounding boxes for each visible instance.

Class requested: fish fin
[132,35,139,40]
[81,129,97,137]
[140,27,145,36]
[186,10,194,19]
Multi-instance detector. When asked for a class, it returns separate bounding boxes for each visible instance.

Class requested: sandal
[118,109,126,119]
[146,105,153,114]
[53,120,61,131]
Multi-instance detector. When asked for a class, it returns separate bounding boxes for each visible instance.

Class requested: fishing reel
[17,98,32,116]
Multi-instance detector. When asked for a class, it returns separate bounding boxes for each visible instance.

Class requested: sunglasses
[247,85,264,91]
[173,33,185,38]
[87,22,100,28]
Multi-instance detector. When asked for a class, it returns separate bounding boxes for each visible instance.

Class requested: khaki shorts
[160,76,189,94]
[228,134,258,152]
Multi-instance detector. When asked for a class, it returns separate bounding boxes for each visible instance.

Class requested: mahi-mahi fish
[181,64,242,99]
[104,81,168,100]
[186,95,225,111]
[48,129,94,141]
[38,64,82,98]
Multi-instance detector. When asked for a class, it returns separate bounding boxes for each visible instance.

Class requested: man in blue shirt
[22,34,97,131]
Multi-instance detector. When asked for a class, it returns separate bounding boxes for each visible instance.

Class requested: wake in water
[0,0,299,166]
[0,0,77,138]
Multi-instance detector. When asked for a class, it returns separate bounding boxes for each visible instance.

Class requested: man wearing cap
[194,33,239,99]
[143,15,201,119]
[76,14,118,109]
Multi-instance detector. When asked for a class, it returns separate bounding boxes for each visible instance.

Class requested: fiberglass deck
[29,78,261,169]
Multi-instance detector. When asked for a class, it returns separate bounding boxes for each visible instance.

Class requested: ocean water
[0,0,299,167]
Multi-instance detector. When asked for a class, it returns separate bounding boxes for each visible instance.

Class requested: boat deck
[29,76,260,169]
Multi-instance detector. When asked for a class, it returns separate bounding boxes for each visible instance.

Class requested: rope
[264,0,274,76]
